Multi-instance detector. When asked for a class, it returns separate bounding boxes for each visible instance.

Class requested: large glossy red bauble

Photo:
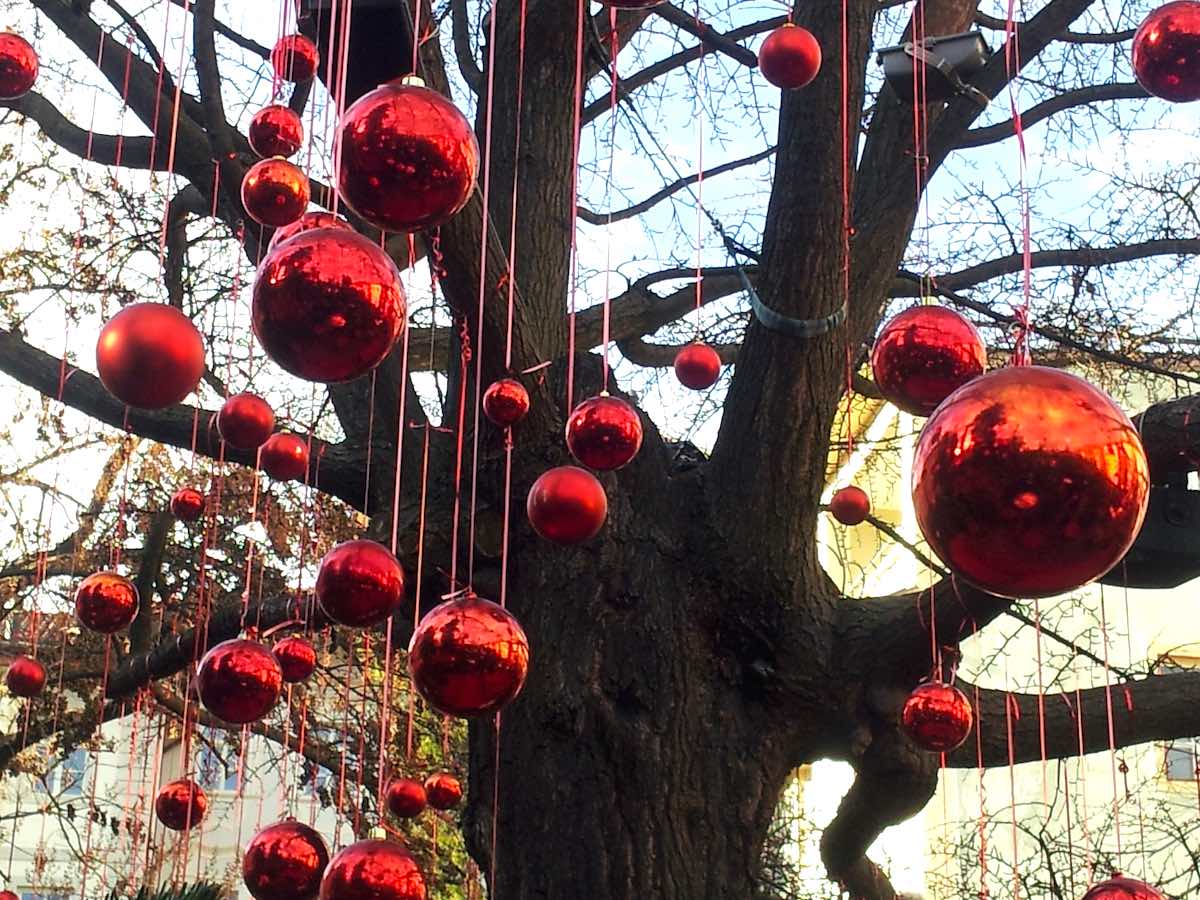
[319,840,426,900]
[901,682,973,752]
[482,378,530,427]
[1081,877,1167,900]
[218,393,276,450]
[272,34,320,83]
[5,655,46,697]
[385,778,427,819]
[527,466,608,544]
[565,395,643,471]
[673,342,722,390]
[1132,2,1200,102]
[250,105,305,159]
[171,487,205,522]
[913,367,1150,599]
[96,303,205,409]
[0,33,38,100]
[423,773,462,810]
[260,433,309,482]
[759,24,822,89]
[155,778,208,831]
[829,486,871,526]
[273,636,317,684]
[316,540,406,628]
[243,820,330,900]
[252,228,406,384]
[196,639,283,724]
[871,305,987,416]
[337,80,479,232]
[242,158,310,228]
[408,594,530,718]
[75,571,138,634]
[268,212,353,251]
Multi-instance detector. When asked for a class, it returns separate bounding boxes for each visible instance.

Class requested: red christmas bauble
[759,24,822,90]
[261,433,310,482]
[829,486,871,526]
[196,639,283,724]
[155,778,208,831]
[273,636,317,684]
[171,487,205,522]
[337,80,479,232]
[408,594,530,718]
[272,34,320,83]
[527,466,608,544]
[913,366,1150,599]
[252,228,406,383]
[482,378,530,427]
[250,105,305,159]
[319,839,426,900]
[1133,2,1200,102]
[384,778,427,819]
[871,305,987,416]
[316,539,406,628]
[96,303,205,409]
[1081,877,1167,900]
[423,773,462,810]
[901,681,973,752]
[0,890,18,900]
[268,212,354,251]
[565,395,643,471]
[673,342,721,390]
[0,33,38,100]
[75,571,138,634]
[218,393,275,450]
[242,158,310,228]
[243,820,330,900]
[5,655,46,697]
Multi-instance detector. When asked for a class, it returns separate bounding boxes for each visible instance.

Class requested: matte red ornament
[273,636,317,684]
[271,34,319,83]
[0,33,37,100]
[96,303,205,409]
[243,820,330,900]
[871,305,987,416]
[1132,2,1200,102]
[901,681,973,752]
[0,890,18,900]
[242,158,310,228]
[913,366,1150,599]
[1081,877,1167,900]
[482,378,530,427]
[759,24,822,90]
[252,228,406,383]
[260,433,310,482]
[218,393,275,450]
[527,466,608,544]
[268,211,353,251]
[829,486,871,526]
[673,342,721,390]
[423,773,462,810]
[408,594,530,718]
[316,540,406,628]
[75,571,138,634]
[155,778,208,831]
[384,778,427,819]
[250,105,305,159]
[171,487,205,522]
[196,639,283,724]
[336,79,479,232]
[319,839,426,900]
[5,655,46,698]
[565,395,643,471]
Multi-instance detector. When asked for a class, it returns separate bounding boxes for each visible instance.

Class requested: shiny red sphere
[243,820,330,900]
[0,33,38,100]
[673,342,722,390]
[337,80,479,232]
[482,378,530,427]
[0,890,18,900]
[901,681,973,753]
[759,24,822,90]
[408,594,530,718]
[5,655,46,697]
[316,539,406,628]
[423,773,462,810]
[218,393,276,450]
[565,395,643,471]
[260,433,310,482]
[268,212,354,251]
[242,158,310,228]
[96,303,205,409]
[319,839,426,900]
[273,636,317,684]
[252,228,406,383]
[829,486,871,526]
[155,778,208,831]
[871,305,987,416]
[913,367,1150,599]
[75,571,138,634]
[1133,2,1200,102]
[1081,877,1167,900]
[196,639,283,724]
[250,105,305,159]
[272,34,320,83]
[384,778,427,819]
[171,487,205,522]
[527,466,608,544]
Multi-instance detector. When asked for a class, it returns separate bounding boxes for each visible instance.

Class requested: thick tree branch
[129,510,172,655]
[956,82,1147,149]
[651,4,759,68]
[1135,393,1200,482]
[974,10,1135,45]
[0,92,155,169]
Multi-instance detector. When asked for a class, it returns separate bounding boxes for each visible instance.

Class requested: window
[54,749,87,797]
[1162,657,1200,782]
[22,892,68,900]
[197,740,240,792]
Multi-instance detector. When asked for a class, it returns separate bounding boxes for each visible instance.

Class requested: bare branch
[975,10,1136,45]
[956,82,1147,149]
[651,4,759,68]
[0,92,155,169]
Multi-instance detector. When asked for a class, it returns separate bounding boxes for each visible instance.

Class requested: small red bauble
[0,890,18,900]
[1081,877,1167,900]
[319,839,426,900]
[527,466,608,544]
[155,778,208,831]
[337,79,479,232]
[170,487,205,522]
[423,773,462,810]
[249,105,305,159]
[271,34,320,83]
[384,778,427,819]
[901,681,973,753]
[315,539,406,628]
[75,571,138,634]
[243,820,330,900]
[0,33,38,100]
[829,486,871,526]
[482,378,530,427]
[273,636,317,684]
[1132,2,1200,102]
[242,158,310,228]
[871,305,987,416]
[268,211,354,251]
[96,303,205,409]
[196,639,283,724]
[673,342,722,390]
[218,393,276,450]
[260,433,310,482]
[913,366,1150,599]
[759,24,822,90]
[408,594,530,718]
[5,655,46,697]
[565,395,643,471]
[252,228,406,384]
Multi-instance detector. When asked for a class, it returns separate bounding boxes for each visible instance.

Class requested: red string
[565,0,587,413]
[1004,1,1033,366]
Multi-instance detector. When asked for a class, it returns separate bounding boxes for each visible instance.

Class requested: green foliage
[105,882,225,900]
